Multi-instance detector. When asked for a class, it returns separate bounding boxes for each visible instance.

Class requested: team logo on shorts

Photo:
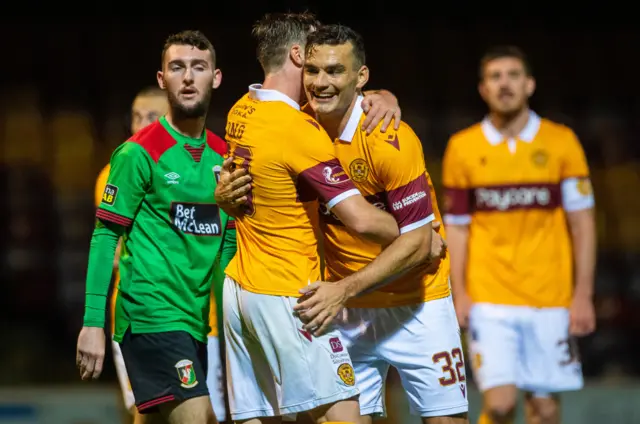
[531,149,548,167]
[101,184,118,206]
[175,359,198,389]
[348,158,369,183]
[472,352,483,370]
[337,363,355,386]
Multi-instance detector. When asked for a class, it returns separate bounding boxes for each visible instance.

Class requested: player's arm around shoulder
[295,122,400,245]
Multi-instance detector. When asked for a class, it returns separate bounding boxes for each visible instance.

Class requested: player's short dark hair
[305,24,366,69]
[136,86,165,98]
[161,30,216,68]
[252,12,320,73]
[479,45,532,80]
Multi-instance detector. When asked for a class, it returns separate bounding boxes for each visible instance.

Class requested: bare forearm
[569,209,596,298]
[341,227,431,298]
[446,225,469,298]
[360,208,400,245]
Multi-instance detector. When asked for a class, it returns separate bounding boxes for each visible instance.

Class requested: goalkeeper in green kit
[76,30,235,424]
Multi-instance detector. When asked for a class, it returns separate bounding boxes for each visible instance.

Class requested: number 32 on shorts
[432,348,466,386]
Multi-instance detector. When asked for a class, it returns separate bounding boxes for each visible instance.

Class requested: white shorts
[223,276,359,421]
[338,295,468,418]
[468,303,584,394]
[206,336,227,422]
[112,340,135,412]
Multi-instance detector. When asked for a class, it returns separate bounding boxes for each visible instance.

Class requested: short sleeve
[96,142,153,227]
[442,137,472,225]
[94,165,110,207]
[371,126,434,234]
[284,119,360,209]
[560,129,594,212]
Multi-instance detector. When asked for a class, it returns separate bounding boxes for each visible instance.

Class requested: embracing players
[78,30,235,424]
[220,13,409,424]
[443,46,596,424]
[217,22,468,424]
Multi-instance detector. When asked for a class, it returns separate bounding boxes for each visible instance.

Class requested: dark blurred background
[0,4,639,423]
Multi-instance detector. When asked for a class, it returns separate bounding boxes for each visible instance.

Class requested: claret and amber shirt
[320,96,450,308]
[225,85,360,297]
[443,111,595,307]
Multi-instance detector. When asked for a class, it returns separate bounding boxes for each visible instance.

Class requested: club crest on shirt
[175,359,198,388]
[576,178,593,196]
[101,184,118,206]
[531,149,548,167]
[349,158,369,183]
[337,363,355,386]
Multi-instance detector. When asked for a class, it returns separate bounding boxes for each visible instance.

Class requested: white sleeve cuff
[444,213,471,226]
[399,213,435,234]
[326,188,361,210]
[561,177,595,212]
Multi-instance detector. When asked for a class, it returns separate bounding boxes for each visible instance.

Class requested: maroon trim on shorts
[137,394,176,412]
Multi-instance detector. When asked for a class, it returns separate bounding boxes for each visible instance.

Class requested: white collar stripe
[338,95,365,142]
[481,110,541,145]
[248,83,300,110]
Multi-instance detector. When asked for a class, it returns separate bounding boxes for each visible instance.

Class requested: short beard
[167,88,212,120]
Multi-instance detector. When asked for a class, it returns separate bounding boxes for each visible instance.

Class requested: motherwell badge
[349,158,369,183]
[576,178,593,196]
[175,359,198,388]
[531,150,548,167]
[337,363,355,386]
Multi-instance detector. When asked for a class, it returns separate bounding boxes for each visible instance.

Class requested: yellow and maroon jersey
[443,111,595,307]
[225,85,360,297]
[319,96,449,308]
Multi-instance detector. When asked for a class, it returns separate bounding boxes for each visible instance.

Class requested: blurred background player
[285,24,467,424]
[443,46,596,424]
[78,30,235,424]
[220,12,405,424]
[94,86,168,424]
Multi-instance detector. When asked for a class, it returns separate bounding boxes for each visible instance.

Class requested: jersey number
[432,348,466,386]
[558,338,580,366]
[233,146,255,216]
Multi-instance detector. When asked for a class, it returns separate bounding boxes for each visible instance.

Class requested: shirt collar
[338,95,365,142]
[481,110,541,145]
[248,83,300,110]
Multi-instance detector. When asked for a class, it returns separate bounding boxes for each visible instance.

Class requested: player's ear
[525,76,536,98]
[157,71,166,90]
[356,65,369,90]
[290,44,304,68]
[478,80,488,102]
[212,68,222,90]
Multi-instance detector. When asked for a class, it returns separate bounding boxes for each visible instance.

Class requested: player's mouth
[180,88,198,99]
[498,91,514,100]
[311,92,337,103]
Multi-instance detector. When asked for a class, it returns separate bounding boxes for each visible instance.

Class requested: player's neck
[488,107,531,138]
[262,70,302,107]
[164,113,206,139]
[317,97,357,140]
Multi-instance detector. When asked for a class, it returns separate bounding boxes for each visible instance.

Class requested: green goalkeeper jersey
[92,116,234,343]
